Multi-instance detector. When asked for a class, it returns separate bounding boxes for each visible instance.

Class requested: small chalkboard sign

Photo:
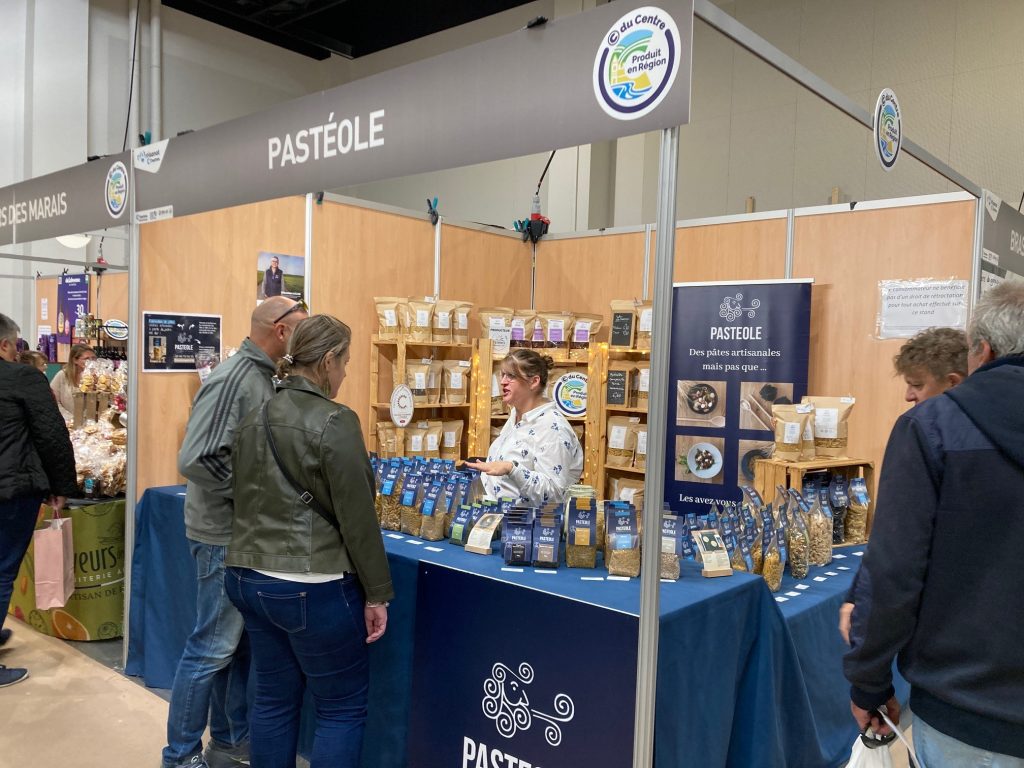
[606,370,628,405]
[610,311,635,348]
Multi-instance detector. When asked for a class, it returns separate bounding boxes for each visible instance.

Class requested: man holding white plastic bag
[844,282,1024,766]
[0,313,77,688]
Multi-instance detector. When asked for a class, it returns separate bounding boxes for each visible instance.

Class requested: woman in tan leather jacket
[226,314,393,768]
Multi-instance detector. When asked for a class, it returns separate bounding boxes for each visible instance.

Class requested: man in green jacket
[161,296,307,768]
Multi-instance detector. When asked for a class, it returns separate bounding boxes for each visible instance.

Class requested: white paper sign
[878,279,969,339]
[40,298,48,320]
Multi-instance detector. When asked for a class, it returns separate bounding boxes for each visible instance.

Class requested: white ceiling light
[56,234,92,249]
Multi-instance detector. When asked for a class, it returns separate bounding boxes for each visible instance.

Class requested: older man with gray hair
[844,280,1024,766]
[0,313,77,687]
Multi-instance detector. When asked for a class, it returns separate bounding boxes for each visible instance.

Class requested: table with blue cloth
[127,486,903,767]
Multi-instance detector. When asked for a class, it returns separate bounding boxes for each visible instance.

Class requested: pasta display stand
[753,457,876,543]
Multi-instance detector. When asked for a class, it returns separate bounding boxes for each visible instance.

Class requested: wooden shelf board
[606,406,648,414]
[372,337,473,349]
[372,402,470,409]
[604,464,646,475]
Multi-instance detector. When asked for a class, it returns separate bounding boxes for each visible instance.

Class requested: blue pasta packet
[399,473,426,536]
[659,514,684,580]
[448,504,477,547]
[566,496,598,569]
[502,507,535,566]
[419,480,448,541]
[606,502,640,578]
[377,461,404,531]
[531,509,563,569]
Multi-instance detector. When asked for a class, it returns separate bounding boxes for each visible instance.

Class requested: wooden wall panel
[535,232,647,338]
[672,218,788,282]
[440,225,532,329]
[35,277,57,339]
[792,200,975,477]
[312,201,435,440]
[93,272,128,325]
[135,197,307,496]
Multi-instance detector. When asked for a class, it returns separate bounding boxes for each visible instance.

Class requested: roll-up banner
[133,2,694,221]
[57,273,90,344]
[666,279,812,516]
[979,189,1024,296]
[0,153,131,245]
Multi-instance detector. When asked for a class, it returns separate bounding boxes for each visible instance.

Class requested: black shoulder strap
[261,403,340,532]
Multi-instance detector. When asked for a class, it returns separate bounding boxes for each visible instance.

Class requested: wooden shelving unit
[753,457,877,543]
[367,336,479,461]
[591,343,652,498]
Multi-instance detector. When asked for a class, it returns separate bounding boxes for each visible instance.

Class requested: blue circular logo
[553,372,588,418]
[874,89,902,171]
[105,161,128,218]
[594,7,681,121]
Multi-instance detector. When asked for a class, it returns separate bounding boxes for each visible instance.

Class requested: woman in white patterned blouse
[466,349,583,506]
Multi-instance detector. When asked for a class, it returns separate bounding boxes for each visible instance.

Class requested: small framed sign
[610,311,635,348]
[692,529,732,578]
[606,369,628,405]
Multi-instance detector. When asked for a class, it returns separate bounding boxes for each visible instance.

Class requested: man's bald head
[250,297,308,361]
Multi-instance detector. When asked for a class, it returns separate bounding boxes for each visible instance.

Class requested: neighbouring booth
[3,1,1009,766]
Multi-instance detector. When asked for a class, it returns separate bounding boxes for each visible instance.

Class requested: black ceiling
[163,0,540,60]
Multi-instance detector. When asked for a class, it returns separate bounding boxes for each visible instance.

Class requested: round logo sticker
[553,372,587,418]
[105,161,128,218]
[873,88,902,171]
[103,318,129,341]
[593,6,681,121]
[390,384,414,428]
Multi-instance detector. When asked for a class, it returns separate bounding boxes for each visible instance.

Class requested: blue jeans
[915,715,1024,768]
[225,568,369,768]
[162,541,250,767]
[0,496,42,632]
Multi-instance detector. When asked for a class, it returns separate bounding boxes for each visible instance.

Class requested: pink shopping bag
[33,514,75,610]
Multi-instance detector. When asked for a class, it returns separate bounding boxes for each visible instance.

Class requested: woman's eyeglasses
[272,300,308,325]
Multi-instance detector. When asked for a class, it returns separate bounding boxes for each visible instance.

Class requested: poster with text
[256,250,305,303]
[142,312,221,372]
[666,280,812,516]
[57,273,90,343]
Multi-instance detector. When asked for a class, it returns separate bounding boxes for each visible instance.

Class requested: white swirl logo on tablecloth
[593,6,681,120]
[482,661,575,747]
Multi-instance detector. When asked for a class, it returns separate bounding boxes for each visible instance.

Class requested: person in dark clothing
[0,313,77,688]
[838,327,968,644]
[261,255,285,298]
[843,281,1024,766]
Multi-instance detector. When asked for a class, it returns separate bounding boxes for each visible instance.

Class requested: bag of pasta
[442,360,470,405]
[660,514,683,580]
[419,479,448,541]
[510,310,537,350]
[566,496,598,569]
[403,298,434,342]
[373,296,404,341]
[605,502,641,578]
[569,313,603,361]
[399,473,426,536]
[846,477,870,543]
[431,300,457,343]
[378,462,405,531]
[452,301,473,344]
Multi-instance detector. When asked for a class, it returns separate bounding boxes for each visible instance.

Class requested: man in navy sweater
[844,280,1024,765]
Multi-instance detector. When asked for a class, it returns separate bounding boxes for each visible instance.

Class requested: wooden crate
[753,456,876,542]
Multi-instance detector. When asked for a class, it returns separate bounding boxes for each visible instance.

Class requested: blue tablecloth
[126,486,902,767]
